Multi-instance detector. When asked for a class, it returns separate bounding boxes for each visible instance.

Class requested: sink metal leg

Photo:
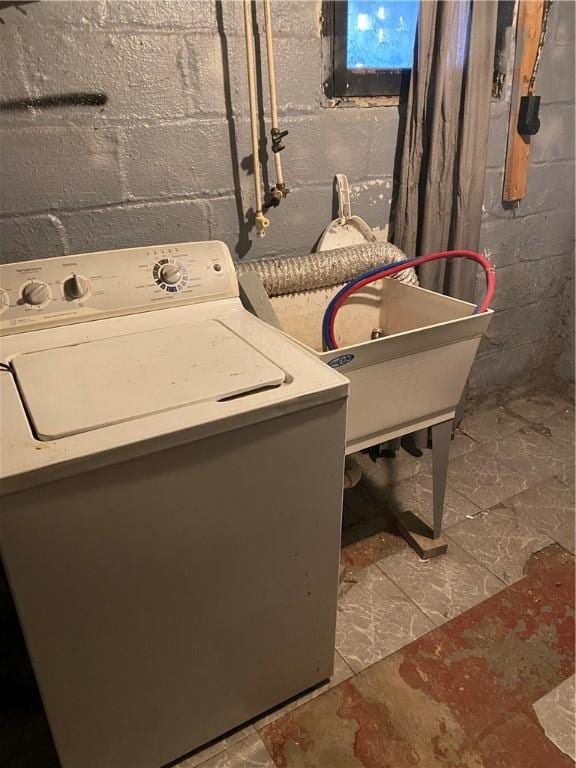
[431,419,453,539]
[393,420,452,559]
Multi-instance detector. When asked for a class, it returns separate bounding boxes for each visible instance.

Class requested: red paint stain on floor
[263,713,315,768]
[336,679,418,768]
[399,545,575,742]
[259,545,575,767]
[476,708,575,768]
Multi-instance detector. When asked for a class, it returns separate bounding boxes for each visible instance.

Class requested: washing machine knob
[159,263,182,285]
[22,281,50,306]
[64,274,90,300]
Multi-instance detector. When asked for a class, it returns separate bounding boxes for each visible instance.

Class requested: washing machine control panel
[0,241,238,335]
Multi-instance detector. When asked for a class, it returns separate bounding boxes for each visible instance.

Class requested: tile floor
[176,386,574,768]
[261,546,574,767]
[0,387,573,768]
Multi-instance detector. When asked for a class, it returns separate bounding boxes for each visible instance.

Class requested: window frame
[322,0,512,106]
[326,0,414,100]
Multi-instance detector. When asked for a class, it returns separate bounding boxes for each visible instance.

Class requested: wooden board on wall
[503,0,544,202]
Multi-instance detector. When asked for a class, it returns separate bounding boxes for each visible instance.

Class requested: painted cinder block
[0,126,122,216]
[0,215,66,264]
[529,105,576,164]
[123,120,235,199]
[488,253,571,312]
[222,0,322,40]
[483,162,575,219]
[60,199,210,255]
[103,0,216,32]
[22,28,188,120]
[480,209,576,268]
[468,341,543,396]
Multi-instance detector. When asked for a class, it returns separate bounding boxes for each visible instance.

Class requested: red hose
[328,250,495,350]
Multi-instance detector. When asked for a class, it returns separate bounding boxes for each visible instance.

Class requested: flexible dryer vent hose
[235,242,418,297]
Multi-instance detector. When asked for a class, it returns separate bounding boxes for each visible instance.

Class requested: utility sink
[270,278,493,454]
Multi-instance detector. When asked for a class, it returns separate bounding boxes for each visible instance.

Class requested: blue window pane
[347,1,420,70]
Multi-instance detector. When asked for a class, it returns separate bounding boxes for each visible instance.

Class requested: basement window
[324,0,512,104]
[326,0,420,99]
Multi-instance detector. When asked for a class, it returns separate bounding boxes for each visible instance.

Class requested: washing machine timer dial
[152,258,188,293]
[158,263,182,285]
[22,281,51,307]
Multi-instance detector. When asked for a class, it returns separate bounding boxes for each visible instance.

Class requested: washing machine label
[328,353,354,369]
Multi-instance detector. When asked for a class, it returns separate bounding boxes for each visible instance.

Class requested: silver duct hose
[236,241,418,297]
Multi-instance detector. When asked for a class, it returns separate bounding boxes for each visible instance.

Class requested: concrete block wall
[469,0,575,397]
[0,0,398,262]
[0,0,574,397]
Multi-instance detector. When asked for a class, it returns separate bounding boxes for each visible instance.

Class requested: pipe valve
[265,183,289,209]
[271,128,288,153]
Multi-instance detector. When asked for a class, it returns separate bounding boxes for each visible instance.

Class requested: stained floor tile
[342,485,394,529]
[335,564,433,673]
[396,545,575,739]
[353,658,481,767]
[378,540,505,626]
[182,733,275,768]
[340,530,407,575]
[446,443,529,509]
[560,464,575,487]
[261,670,465,768]
[445,430,481,460]
[341,487,404,552]
[447,506,553,583]
[357,646,495,766]
[489,426,568,484]
[382,468,483,529]
[506,476,575,553]
[259,546,574,768]
[542,407,575,451]
[174,726,257,768]
[254,652,353,729]
[260,680,375,768]
[506,392,572,424]
[261,654,486,768]
[533,674,576,761]
[475,709,574,768]
[447,432,561,510]
[459,404,524,445]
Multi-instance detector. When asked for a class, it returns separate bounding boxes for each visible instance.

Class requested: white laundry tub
[271,278,493,453]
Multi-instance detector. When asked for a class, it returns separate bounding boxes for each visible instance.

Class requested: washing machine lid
[12,320,286,440]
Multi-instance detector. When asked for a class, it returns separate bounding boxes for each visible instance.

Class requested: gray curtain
[388,0,497,452]
[392,0,498,301]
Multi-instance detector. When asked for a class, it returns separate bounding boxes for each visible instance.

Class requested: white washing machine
[0,241,348,768]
